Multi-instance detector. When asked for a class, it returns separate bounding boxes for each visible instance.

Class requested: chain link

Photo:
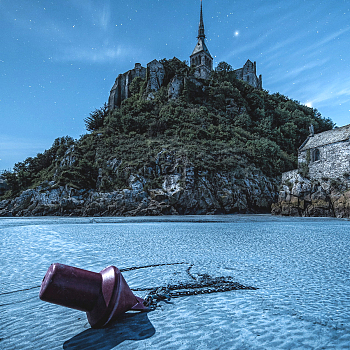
[142,275,257,311]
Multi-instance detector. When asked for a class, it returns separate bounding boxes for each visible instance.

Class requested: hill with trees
[0,59,333,216]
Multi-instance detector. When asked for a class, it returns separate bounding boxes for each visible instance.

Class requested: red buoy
[39,263,148,328]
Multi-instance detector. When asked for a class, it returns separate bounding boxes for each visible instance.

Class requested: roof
[299,124,350,151]
[191,1,212,58]
[147,59,162,67]
[191,38,212,57]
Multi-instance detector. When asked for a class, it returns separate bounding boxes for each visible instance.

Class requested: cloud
[280,27,350,65]
[222,34,269,61]
[261,25,349,69]
[0,135,48,153]
[308,27,350,52]
[99,3,111,31]
[68,0,111,31]
[220,3,314,65]
[263,31,310,62]
[2,0,139,64]
[309,83,350,106]
[58,45,140,63]
[277,74,350,115]
[267,58,330,85]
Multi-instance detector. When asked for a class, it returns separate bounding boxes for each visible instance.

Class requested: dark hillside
[0,60,333,216]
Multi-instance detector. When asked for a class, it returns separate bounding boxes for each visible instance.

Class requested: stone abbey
[108,1,262,109]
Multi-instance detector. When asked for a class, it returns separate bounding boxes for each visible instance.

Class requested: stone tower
[234,60,263,90]
[190,0,213,80]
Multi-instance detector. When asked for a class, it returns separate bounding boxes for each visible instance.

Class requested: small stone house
[298,124,350,180]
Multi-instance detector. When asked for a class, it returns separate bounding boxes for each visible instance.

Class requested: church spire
[198,0,205,39]
[190,0,213,79]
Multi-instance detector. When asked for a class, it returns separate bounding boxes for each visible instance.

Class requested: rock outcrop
[108,63,147,109]
[146,60,165,94]
[168,75,184,100]
[272,170,350,218]
[0,160,278,217]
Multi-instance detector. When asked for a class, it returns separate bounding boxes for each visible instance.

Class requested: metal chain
[1,262,258,313]
[142,275,258,311]
[120,262,187,272]
[1,262,187,296]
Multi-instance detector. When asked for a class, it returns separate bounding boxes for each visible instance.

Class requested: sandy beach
[1,215,349,349]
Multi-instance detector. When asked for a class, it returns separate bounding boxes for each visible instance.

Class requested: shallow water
[1,215,349,349]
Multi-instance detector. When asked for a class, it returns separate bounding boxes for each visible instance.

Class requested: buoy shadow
[63,312,155,350]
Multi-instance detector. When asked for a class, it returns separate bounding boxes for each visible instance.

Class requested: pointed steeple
[191,0,211,57]
[198,0,205,39]
[190,0,213,79]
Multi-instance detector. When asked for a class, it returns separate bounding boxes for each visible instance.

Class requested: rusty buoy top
[39,263,148,328]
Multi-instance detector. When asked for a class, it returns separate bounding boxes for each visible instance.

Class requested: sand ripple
[1,215,349,349]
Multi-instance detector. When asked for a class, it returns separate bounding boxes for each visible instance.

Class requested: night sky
[1,0,349,170]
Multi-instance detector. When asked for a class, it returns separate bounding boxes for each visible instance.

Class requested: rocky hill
[0,59,333,217]
[0,162,278,217]
[272,170,350,218]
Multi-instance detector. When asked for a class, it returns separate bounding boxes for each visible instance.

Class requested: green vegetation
[1,136,74,199]
[0,59,333,199]
[84,103,109,132]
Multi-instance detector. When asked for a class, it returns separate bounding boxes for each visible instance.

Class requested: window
[312,148,320,162]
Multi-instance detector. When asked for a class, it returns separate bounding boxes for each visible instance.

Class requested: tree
[214,61,236,83]
[160,57,189,86]
[84,103,109,132]
[129,77,145,95]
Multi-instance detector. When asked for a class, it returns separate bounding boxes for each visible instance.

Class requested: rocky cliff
[1,58,334,217]
[0,155,278,217]
[271,170,350,218]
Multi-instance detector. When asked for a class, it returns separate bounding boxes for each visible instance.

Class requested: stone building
[108,63,146,109]
[297,124,350,181]
[234,59,262,90]
[108,0,262,109]
[274,124,350,218]
[281,124,350,184]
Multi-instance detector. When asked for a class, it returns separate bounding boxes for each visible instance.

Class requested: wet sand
[1,215,350,349]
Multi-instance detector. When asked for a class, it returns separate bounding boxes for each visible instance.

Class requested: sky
[1,0,350,171]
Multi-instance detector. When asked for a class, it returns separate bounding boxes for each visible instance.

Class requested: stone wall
[168,75,184,100]
[108,60,167,108]
[108,63,146,109]
[192,53,213,80]
[298,140,350,180]
[146,60,165,94]
[108,57,263,109]
[272,171,350,218]
[275,127,350,217]
[281,169,299,183]
[234,60,262,90]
